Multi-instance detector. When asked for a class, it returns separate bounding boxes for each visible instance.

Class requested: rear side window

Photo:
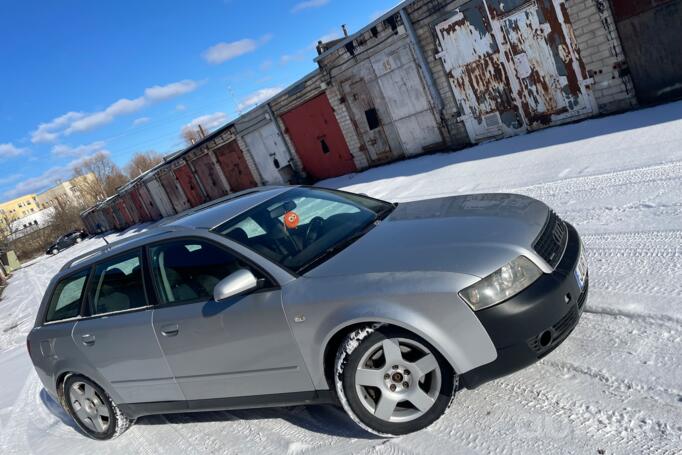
[88,250,148,315]
[45,270,89,323]
[149,240,264,305]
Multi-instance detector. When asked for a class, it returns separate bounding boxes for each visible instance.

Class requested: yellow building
[36,173,98,210]
[0,194,40,222]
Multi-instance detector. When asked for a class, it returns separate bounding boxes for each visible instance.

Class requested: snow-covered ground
[2,102,682,454]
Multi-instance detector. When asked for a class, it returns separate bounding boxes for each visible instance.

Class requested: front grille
[534,210,568,268]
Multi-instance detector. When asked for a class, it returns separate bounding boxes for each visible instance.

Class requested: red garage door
[173,163,206,208]
[281,93,356,180]
[129,188,151,222]
[213,141,257,192]
[116,200,133,227]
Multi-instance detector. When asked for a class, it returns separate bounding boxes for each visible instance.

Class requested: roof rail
[60,247,110,272]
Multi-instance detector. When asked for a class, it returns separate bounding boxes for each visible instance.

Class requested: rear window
[88,250,147,315]
[45,270,89,323]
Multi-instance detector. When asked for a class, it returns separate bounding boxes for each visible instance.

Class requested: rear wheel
[51,249,59,255]
[76,237,83,243]
[63,375,131,440]
[335,326,457,436]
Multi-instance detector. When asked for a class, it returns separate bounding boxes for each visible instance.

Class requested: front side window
[214,187,394,273]
[149,240,264,305]
[88,250,147,315]
[45,270,89,322]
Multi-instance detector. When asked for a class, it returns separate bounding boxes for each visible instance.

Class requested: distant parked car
[28,187,587,439]
[46,230,87,255]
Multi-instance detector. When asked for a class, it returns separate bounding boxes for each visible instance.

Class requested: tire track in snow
[509,160,682,198]
[581,230,682,298]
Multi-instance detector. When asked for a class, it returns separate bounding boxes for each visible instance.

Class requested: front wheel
[335,326,457,436]
[63,375,132,440]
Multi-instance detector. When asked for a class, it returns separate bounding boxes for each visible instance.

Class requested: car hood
[306,193,549,279]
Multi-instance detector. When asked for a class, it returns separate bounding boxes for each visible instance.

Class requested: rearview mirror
[213,269,258,302]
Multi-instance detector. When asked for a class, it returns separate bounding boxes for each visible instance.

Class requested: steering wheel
[304,216,325,245]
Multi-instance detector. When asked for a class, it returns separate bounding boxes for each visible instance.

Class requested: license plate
[574,247,588,290]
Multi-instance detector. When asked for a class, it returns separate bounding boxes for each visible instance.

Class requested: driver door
[149,238,314,401]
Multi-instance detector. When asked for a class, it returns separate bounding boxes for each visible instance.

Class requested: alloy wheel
[354,337,441,423]
[69,381,111,433]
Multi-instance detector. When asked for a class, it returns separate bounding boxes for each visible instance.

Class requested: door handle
[81,334,96,346]
[161,324,180,337]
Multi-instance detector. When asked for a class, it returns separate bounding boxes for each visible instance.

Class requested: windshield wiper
[296,219,380,274]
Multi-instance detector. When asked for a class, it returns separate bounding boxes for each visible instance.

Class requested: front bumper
[461,222,588,389]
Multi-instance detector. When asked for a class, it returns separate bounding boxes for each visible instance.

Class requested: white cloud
[202,35,272,64]
[292,0,330,13]
[145,80,199,101]
[318,30,342,43]
[51,141,107,158]
[31,112,84,143]
[133,117,151,126]
[181,112,230,137]
[31,79,200,141]
[4,151,109,198]
[280,53,306,65]
[0,143,29,159]
[237,87,283,111]
[202,39,258,64]
[175,104,187,112]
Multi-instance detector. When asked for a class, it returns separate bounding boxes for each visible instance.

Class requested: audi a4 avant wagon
[28,186,588,439]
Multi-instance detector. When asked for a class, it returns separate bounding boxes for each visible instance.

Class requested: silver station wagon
[27,186,588,439]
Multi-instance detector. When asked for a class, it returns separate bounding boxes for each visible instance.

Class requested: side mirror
[213,269,259,302]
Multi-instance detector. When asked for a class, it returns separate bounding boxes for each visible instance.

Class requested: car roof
[58,186,292,275]
[165,186,292,230]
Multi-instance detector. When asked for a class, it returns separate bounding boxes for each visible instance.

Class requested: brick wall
[406,0,471,149]
[564,0,638,113]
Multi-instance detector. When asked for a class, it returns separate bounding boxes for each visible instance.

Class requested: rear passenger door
[72,249,183,404]
[149,238,314,401]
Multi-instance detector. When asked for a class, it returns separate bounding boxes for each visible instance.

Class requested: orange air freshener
[284,211,300,229]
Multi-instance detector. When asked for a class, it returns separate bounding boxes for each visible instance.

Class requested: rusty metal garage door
[241,121,290,185]
[145,177,176,217]
[436,0,594,142]
[191,152,228,201]
[370,43,443,156]
[213,140,258,192]
[137,184,162,220]
[341,77,394,165]
[173,162,207,208]
[159,171,191,213]
[281,93,357,181]
[611,0,682,104]
[129,188,150,222]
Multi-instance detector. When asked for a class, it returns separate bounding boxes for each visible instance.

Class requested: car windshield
[213,187,394,274]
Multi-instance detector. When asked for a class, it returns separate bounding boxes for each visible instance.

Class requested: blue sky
[0,0,397,200]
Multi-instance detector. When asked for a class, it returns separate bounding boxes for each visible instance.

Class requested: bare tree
[72,152,127,201]
[0,213,19,241]
[125,151,163,179]
[48,195,83,235]
[181,127,203,146]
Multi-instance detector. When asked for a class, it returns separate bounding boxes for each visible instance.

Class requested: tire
[76,237,83,243]
[335,326,457,437]
[63,375,132,440]
[51,249,59,255]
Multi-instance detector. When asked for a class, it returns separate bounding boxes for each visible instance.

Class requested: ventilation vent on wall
[484,112,501,129]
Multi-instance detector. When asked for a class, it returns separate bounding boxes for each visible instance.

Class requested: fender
[283,272,498,391]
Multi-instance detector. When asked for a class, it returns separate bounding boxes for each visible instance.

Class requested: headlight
[459,256,542,311]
